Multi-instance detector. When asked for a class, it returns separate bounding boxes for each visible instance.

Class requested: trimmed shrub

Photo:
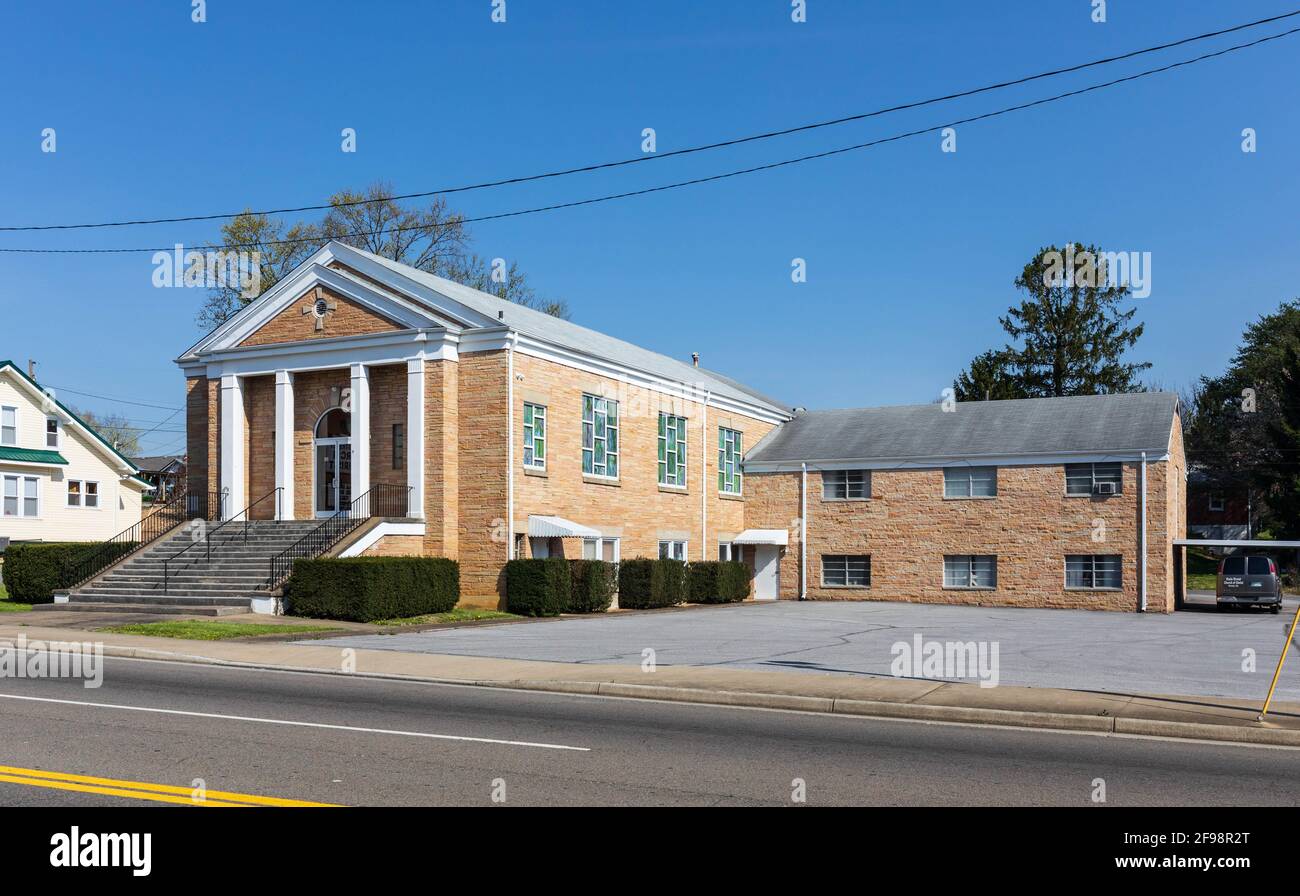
[567,559,617,613]
[688,560,751,604]
[505,557,570,617]
[618,558,688,609]
[285,556,459,622]
[1,542,98,603]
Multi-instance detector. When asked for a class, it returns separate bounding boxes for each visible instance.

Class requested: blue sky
[2,0,1297,455]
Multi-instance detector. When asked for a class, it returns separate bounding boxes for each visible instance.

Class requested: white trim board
[744,451,1172,474]
[338,521,427,558]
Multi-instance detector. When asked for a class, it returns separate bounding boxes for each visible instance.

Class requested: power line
[3,24,1296,257]
[2,8,1297,234]
[44,384,183,411]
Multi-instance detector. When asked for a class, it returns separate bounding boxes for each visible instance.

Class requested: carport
[1172,539,1300,610]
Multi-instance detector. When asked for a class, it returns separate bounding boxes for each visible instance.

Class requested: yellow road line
[0,765,338,807]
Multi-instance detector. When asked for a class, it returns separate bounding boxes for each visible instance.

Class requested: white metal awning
[730,528,789,546]
[528,515,601,539]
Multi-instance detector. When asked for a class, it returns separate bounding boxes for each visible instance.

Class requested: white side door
[753,545,779,600]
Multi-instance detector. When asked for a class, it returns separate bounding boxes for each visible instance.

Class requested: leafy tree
[75,408,140,455]
[197,182,567,329]
[952,349,1029,401]
[1186,300,1300,536]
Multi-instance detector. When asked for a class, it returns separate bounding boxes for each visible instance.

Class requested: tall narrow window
[582,395,618,478]
[0,407,16,446]
[718,427,743,495]
[392,423,405,470]
[658,413,687,487]
[45,417,59,449]
[523,403,546,471]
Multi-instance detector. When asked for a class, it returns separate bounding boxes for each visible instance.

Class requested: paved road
[314,597,1300,701]
[0,655,1297,806]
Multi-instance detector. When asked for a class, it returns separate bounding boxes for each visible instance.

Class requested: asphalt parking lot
[313,593,1300,702]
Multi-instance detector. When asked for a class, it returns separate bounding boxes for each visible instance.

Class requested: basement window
[1065,554,1122,590]
[944,555,997,589]
[822,554,870,587]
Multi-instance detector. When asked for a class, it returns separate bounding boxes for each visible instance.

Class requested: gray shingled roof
[746,392,1179,465]
[347,246,792,415]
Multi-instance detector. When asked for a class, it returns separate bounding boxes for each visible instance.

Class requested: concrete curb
[87,642,1300,748]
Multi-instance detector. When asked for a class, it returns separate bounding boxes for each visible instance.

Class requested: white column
[219,374,244,520]
[349,363,370,511]
[406,358,425,519]
[274,370,295,520]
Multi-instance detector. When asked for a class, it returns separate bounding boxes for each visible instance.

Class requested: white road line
[0,692,590,752]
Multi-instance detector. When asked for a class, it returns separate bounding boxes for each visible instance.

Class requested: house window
[944,555,997,589]
[67,480,100,509]
[1065,554,1122,590]
[45,417,59,449]
[392,423,405,471]
[582,394,618,478]
[822,554,870,587]
[718,427,743,495]
[823,469,870,500]
[944,466,997,498]
[1065,462,1123,496]
[658,413,688,487]
[658,540,688,561]
[3,474,39,518]
[719,542,738,562]
[523,403,546,471]
[0,406,16,446]
[582,536,619,562]
[1209,492,1225,512]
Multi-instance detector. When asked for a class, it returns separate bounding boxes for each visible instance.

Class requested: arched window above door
[314,408,350,439]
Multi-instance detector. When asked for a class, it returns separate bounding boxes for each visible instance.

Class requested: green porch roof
[0,446,68,465]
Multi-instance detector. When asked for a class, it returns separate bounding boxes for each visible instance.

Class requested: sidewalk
[3,619,1299,747]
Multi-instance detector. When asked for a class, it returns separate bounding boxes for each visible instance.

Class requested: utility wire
[2,9,1298,234]
[3,24,1296,256]
[44,384,183,411]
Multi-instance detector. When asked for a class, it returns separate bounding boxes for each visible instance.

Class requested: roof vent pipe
[691,352,699,367]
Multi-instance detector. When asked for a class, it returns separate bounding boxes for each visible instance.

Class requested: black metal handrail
[266,483,411,590]
[68,488,223,587]
[164,487,282,594]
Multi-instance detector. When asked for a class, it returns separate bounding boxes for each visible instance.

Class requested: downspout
[507,332,517,561]
[1139,451,1148,613]
[800,462,808,600]
[701,391,711,561]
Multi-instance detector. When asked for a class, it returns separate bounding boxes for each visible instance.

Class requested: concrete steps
[56,519,327,613]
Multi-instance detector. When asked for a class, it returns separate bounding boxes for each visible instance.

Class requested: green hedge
[568,559,617,613]
[1,542,99,603]
[285,556,459,622]
[505,558,571,617]
[688,561,750,604]
[618,558,688,609]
